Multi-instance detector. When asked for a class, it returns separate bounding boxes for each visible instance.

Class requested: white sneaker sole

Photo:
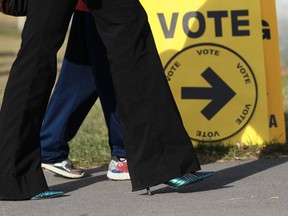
[42,163,85,179]
[107,171,130,181]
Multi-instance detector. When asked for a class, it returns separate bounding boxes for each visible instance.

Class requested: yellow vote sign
[141,0,285,144]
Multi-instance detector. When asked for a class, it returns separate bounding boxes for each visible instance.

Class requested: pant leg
[40,11,99,163]
[85,0,201,191]
[0,0,77,200]
[41,11,126,162]
[40,60,98,163]
[82,12,126,158]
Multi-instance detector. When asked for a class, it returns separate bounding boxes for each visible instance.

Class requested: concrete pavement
[1,157,288,216]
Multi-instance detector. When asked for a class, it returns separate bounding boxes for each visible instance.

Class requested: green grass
[195,142,288,164]
[69,101,111,167]
[1,26,288,168]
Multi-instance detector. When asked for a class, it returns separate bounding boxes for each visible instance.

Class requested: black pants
[84,0,201,190]
[0,0,77,200]
[0,0,200,200]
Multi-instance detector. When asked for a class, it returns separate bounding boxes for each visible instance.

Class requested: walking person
[41,0,129,181]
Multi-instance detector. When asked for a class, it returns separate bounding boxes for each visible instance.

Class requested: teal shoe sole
[30,190,64,200]
[166,171,215,189]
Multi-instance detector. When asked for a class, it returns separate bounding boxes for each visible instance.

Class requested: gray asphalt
[1,157,288,216]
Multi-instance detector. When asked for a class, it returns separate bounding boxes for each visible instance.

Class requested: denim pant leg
[41,11,126,162]
[40,59,98,163]
[82,12,126,158]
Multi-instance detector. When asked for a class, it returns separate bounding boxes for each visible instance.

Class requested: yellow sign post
[141,0,286,144]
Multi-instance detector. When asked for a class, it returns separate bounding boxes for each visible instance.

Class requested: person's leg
[85,0,202,191]
[0,0,77,200]
[83,12,129,180]
[41,65,98,163]
[40,11,99,178]
[40,60,98,178]
[41,10,129,180]
[40,11,99,163]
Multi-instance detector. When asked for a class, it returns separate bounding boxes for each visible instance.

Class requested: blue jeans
[40,11,125,163]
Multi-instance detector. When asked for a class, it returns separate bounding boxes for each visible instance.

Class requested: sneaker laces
[54,159,78,173]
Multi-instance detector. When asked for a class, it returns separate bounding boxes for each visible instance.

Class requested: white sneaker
[107,156,130,180]
[42,159,85,179]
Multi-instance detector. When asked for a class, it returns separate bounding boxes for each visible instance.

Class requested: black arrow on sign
[181,67,236,120]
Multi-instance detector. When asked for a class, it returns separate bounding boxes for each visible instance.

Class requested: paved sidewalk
[1,157,288,216]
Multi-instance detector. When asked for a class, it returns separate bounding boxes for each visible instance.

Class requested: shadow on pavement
[48,166,109,193]
[149,157,288,195]
[47,157,288,195]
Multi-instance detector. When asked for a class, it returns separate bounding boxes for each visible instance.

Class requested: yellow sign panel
[261,0,286,143]
[141,0,278,144]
